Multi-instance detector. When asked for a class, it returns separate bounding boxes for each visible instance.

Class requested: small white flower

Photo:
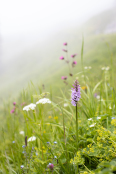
[84,66,88,69]
[36,98,51,104]
[23,103,36,111]
[97,117,101,119]
[88,118,92,121]
[96,95,100,99]
[20,131,24,135]
[27,136,36,142]
[64,103,68,107]
[89,123,96,127]
[101,67,105,70]
[20,165,24,169]
[109,106,112,109]
[54,141,57,144]
[89,66,91,69]
[105,66,110,71]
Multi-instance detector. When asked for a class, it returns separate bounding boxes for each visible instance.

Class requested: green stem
[83,164,91,173]
[76,104,78,173]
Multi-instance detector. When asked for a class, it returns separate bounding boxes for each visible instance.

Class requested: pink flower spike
[62,49,67,52]
[10,109,15,114]
[48,163,54,170]
[73,61,77,65]
[71,54,77,58]
[59,56,64,60]
[63,42,67,46]
[13,102,16,105]
[64,76,67,80]
[61,76,64,80]
[61,76,67,80]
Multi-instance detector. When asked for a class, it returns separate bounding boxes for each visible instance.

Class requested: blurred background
[0,0,116,103]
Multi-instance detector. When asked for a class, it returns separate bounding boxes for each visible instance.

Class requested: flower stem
[76,104,78,173]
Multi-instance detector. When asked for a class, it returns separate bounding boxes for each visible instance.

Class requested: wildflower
[54,141,57,144]
[13,102,16,105]
[109,106,112,109]
[88,118,92,121]
[94,93,97,98]
[89,66,91,69]
[48,116,52,119]
[81,86,87,90]
[54,156,57,159]
[10,109,15,114]
[71,80,81,106]
[23,103,36,111]
[101,67,105,70]
[48,163,54,170]
[63,42,67,46]
[84,66,88,69]
[105,66,110,70]
[64,103,68,107]
[21,102,25,106]
[59,56,64,60]
[20,131,24,135]
[47,142,50,144]
[97,117,101,119]
[112,117,116,119]
[28,136,36,142]
[62,49,67,52]
[22,151,25,154]
[12,141,15,143]
[72,61,77,65]
[36,98,51,104]
[89,123,96,127]
[71,54,77,58]
[36,152,38,156]
[54,116,58,120]
[96,95,100,99]
[20,165,24,169]
[61,76,67,80]
[22,145,26,148]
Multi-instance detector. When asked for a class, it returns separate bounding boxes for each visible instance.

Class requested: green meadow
[0,7,116,174]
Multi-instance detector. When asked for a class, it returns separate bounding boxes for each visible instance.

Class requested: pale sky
[0,0,114,37]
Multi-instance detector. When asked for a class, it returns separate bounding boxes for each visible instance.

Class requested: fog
[0,0,115,100]
[0,0,114,62]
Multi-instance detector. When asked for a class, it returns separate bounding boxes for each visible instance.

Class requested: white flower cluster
[23,103,36,111]
[28,136,36,142]
[23,98,51,111]
[20,131,24,135]
[84,66,91,70]
[88,118,92,121]
[64,103,68,107]
[89,123,96,127]
[101,66,110,71]
[36,98,51,104]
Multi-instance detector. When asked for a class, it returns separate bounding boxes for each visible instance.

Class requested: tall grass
[0,40,116,174]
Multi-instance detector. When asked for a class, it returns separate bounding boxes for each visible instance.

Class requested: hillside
[0,6,116,103]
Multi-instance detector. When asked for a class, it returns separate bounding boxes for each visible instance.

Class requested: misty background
[0,0,116,102]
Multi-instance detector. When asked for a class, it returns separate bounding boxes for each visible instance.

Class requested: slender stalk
[76,104,78,173]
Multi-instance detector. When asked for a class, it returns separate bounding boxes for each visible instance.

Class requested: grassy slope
[0,7,116,103]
